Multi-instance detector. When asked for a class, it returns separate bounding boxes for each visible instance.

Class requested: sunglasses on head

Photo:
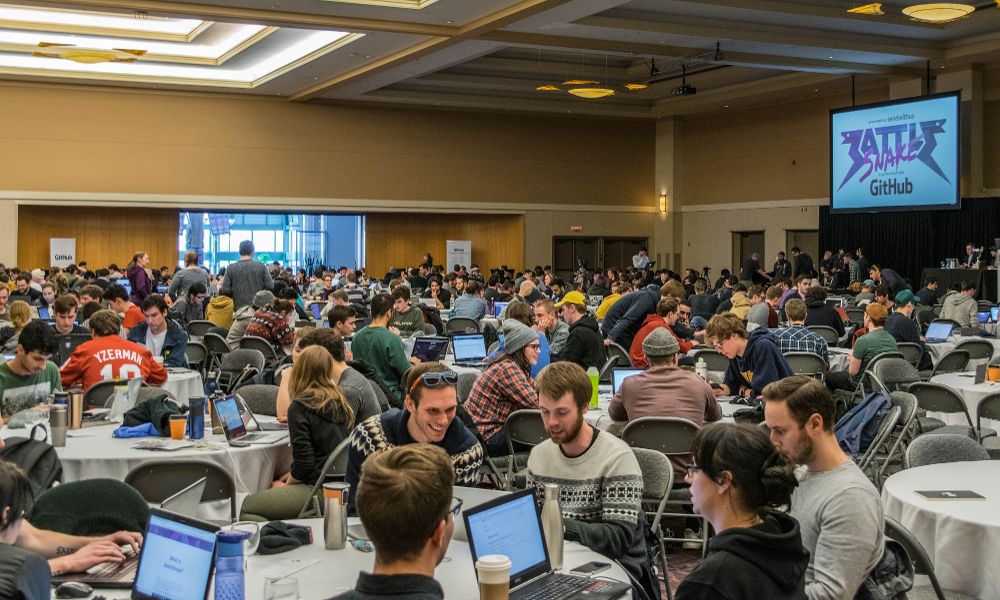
[409,370,459,392]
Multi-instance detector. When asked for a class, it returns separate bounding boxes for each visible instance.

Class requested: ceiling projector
[672,84,697,96]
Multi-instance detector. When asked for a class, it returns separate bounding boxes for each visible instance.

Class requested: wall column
[654,118,682,272]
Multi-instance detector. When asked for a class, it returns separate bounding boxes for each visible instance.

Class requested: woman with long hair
[125,251,153,305]
[1,301,32,353]
[463,318,541,455]
[239,345,357,521]
[675,423,809,600]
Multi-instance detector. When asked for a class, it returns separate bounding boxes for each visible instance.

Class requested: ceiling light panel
[0,4,204,41]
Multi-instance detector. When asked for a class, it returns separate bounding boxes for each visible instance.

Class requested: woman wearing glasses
[675,422,808,600]
[464,318,541,456]
[240,345,360,521]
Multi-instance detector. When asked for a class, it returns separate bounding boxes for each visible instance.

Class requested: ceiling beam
[651,72,844,117]
[672,0,942,29]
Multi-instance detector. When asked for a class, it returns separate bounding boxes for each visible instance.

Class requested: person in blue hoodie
[706,313,792,398]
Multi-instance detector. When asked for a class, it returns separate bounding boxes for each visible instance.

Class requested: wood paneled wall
[365,213,524,277]
[17,206,180,270]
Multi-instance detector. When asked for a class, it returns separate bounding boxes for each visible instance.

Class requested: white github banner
[446,240,472,270]
[50,238,76,267]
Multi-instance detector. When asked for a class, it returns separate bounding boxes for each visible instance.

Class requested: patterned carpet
[662,548,703,596]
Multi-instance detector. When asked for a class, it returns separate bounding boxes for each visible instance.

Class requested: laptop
[57,332,92,364]
[992,306,1000,323]
[924,321,955,344]
[213,395,288,445]
[310,302,326,320]
[979,311,991,325]
[156,284,169,294]
[52,508,219,595]
[419,297,438,308]
[115,278,132,296]
[464,489,631,600]
[37,306,50,320]
[159,477,207,518]
[411,336,450,362]
[452,333,489,368]
[611,367,644,394]
[234,392,288,432]
[493,301,510,318]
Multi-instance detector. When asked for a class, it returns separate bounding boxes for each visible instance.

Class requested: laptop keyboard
[86,552,139,582]
[513,573,613,600]
[257,421,286,431]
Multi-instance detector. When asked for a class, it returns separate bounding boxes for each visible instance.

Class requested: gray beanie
[503,319,537,355]
[252,290,275,309]
[642,327,680,357]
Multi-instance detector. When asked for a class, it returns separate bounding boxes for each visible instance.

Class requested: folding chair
[954,338,994,362]
[503,409,547,489]
[456,372,479,405]
[870,357,920,392]
[807,325,840,344]
[186,320,216,338]
[977,393,1000,459]
[873,391,918,485]
[237,384,279,416]
[928,349,970,379]
[907,381,987,440]
[297,438,351,518]
[202,332,232,373]
[884,517,947,600]
[606,342,632,368]
[83,379,118,408]
[895,342,924,367]
[218,349,266,393]
[904,434,990,468]
[632,448,675,600]
[857,405,900,487]
[240,335,280,362]
[845,307,866,325]
[446,317,480,335]
[125,459,237,523]
[186,341,208,377]
[783,351,827,381]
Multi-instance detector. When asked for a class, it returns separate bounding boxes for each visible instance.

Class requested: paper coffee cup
[476,555,511,600]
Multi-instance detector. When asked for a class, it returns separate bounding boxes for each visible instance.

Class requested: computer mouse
[55,581,94,599]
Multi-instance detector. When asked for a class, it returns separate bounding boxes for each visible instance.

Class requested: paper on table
[915,490,986,500]
[260,558,321,580]
[132,439,197,451]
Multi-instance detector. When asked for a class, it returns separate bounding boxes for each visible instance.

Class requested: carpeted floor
[662,548,703,596]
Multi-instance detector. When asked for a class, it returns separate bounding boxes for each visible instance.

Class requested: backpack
[835,390,891,460]
[0,425,63,496]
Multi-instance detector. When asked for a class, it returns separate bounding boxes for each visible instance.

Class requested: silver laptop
[159,477,207,518]
[234,392,288,432]
[463,489,631,600]
[213,394,288,446]
[924,321,954,344]
[611,367,644,394]
[452,333,489,368]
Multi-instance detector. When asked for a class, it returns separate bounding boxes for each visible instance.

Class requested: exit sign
[570,226,583,232]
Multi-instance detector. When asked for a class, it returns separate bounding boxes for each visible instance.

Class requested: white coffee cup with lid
[476,554,511,600]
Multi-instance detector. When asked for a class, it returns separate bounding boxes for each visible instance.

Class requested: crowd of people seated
[0,239,983,599]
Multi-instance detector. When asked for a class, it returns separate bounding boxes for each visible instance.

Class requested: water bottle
[695,358,708,381]
[324,483,349,550]
[187,397,205,440]
[541,484,564,570]
[586,366,599,409]
[49,405,67,448]
[214,531,247,600]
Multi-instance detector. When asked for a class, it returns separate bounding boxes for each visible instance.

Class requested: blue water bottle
[214,531,248,600]
[187,397,205,440]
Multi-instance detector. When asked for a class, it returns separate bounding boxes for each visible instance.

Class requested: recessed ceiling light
[444,20,453,24]
[724,104,729,108]
[828,56,834,59]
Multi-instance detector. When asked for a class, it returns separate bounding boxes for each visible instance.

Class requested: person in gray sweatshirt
[220,240,273,310]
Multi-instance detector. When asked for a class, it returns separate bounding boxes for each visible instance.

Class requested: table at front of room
[920,268,998,303]
[882,461,1000,600]
[161,367,205,405]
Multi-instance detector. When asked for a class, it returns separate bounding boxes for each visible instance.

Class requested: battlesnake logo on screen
[836,117,950,195]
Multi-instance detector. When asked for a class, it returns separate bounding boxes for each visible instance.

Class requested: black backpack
[0,425,63,496]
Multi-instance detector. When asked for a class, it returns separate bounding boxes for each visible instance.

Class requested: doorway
[552,237,648,279]
[786,230,820,265]
[731,231,765,275]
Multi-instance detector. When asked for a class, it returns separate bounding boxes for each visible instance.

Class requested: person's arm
[608,391,627,421]
[17,522,141,574]
[144,352,169,386]
[59,350,86,389]
[549,323,570,356]
[608,299,645,344]
[286,404,314,485]
[563,457,643,559]
[344,427,365,517]
[167,274,181,300]
[704,389,723,422]
[276,375,291,422]
[804,488,883,600]
[847,355,863,377]
[506,366,539,409]
[749,346,790,396]
[262,266,274,291]
[386,336,413,380]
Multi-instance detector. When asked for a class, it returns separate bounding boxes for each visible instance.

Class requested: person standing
[220,240,274,310]
[167,251,211,300]
[126,252,154,306]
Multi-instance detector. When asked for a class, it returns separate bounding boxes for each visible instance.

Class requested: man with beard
[526,362,659,600]
[763,376,884,600]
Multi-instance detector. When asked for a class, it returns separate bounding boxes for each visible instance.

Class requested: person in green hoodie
[676,422,808,600]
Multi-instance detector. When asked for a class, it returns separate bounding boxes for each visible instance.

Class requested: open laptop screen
[493,302,509,318]
[612,368,644,393]
[411,337,449,362]
[310,302,324,319]
[925,321,954,340]
[213,395,248,439]
[992,306,1000,322]
[452,334,487,361]
[132,509,218,600]
[465,490,549,585]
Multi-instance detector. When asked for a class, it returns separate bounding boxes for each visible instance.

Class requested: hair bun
[759,451,798,508]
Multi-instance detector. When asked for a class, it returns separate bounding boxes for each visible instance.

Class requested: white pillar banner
[446,240,472,271]
[50,238,76,267]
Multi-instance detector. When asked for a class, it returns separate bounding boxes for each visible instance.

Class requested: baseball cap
[553,290,587,308]
[865,303,888,321]
[894,290,920,306]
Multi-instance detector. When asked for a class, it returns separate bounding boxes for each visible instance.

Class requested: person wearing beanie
[226,289,275,349]
[826,302,897,392]
[552,291,606,371]
[610,327,721,481]
[464,319,542,456]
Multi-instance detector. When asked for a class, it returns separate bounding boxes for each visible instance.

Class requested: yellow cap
[554,290,587,308]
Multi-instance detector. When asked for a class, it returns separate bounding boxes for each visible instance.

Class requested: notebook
[611,368,644,393]
[493,301,510,318]
[411,336,450,362]
[924,321,954,343]
[452,333,488,367]
[52,508,218,595]
[159,477,207,518]
[213,395,288,445]
[463,490,631,600]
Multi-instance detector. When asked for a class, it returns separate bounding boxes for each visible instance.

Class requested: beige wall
[523,209,656,268]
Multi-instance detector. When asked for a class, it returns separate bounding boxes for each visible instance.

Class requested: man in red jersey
[60,309,168,391]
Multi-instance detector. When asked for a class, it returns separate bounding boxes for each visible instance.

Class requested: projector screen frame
[829,91,961,214]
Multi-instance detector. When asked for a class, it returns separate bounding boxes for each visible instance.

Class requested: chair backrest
[690,349,729,372]
[136,386,176,405]
[808,325,840,344]
[954,338,994,361]
[597,355,618,384]
[906,381,971,423]
[895,342,924,367]
[446,317,480,334]
[83,379,118,408]
[240,335,278,359]
[914,307,935,333]
[457,372,479,405]
[30,478,150,535]
[631,448,673,532]
[606,342,632,368]
[186,320,215,337]
[202,332,232,356]
[977,300,993,312]
[125,459,238,521]
[888,391,918,438]
[845,307,866,324]
[422,323,437,335]
[220,348,266,373]
[904,433,990,468]
[207,326,230,338]
[783,352,827,379]
[186,341,208,369]
[298,438,351,518]
[977,392,1000,428]
[237,384,279,416]
[884,517,946,600]
[865,351,905,377]
[871,357,920,391]
[487,341,500,355]
[504,410,548,454]
[621,416,699,456]
[930,349,970,377]
[857,405,901,472]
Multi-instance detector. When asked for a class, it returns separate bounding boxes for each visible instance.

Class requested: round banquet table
[926,335,1000,369]
[3,421,290,521]
[161,368,205,405]
[882,461,1000,600]
[827,347,852,373]
[929,372,1000,428]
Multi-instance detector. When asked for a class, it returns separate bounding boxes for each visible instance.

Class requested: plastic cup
[263,577,299,600]
[476,554,511,600]
[989,366,1000,382]
[168,414,187,440]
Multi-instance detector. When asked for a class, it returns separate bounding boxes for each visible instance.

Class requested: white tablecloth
[161,368,204,405]
[928,372,1000,428]
[882,461,1000,600]
[926,335,1000,369]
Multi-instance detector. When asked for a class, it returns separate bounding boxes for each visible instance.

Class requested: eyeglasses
[448,496,463,519]
[526,343,541,350]
[409,370,460,392]
[685,465,704,477]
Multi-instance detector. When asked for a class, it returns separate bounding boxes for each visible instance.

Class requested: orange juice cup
[168,415,187,440]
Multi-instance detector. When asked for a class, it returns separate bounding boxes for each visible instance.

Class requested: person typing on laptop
[526,362,660,600]
[0,321,61,419]
[328,444,455,600]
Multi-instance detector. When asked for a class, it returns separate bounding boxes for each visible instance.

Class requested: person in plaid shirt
[773,298,829,364]
[245,298,296,355]
[463,318,541,456]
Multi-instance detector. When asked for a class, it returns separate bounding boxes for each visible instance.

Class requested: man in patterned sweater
[526,362,660,600]
[346,361,483,515]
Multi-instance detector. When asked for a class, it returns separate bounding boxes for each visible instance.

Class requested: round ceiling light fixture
[901,3,975,23]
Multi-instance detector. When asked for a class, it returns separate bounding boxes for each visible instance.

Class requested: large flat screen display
[830,92,959,213]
